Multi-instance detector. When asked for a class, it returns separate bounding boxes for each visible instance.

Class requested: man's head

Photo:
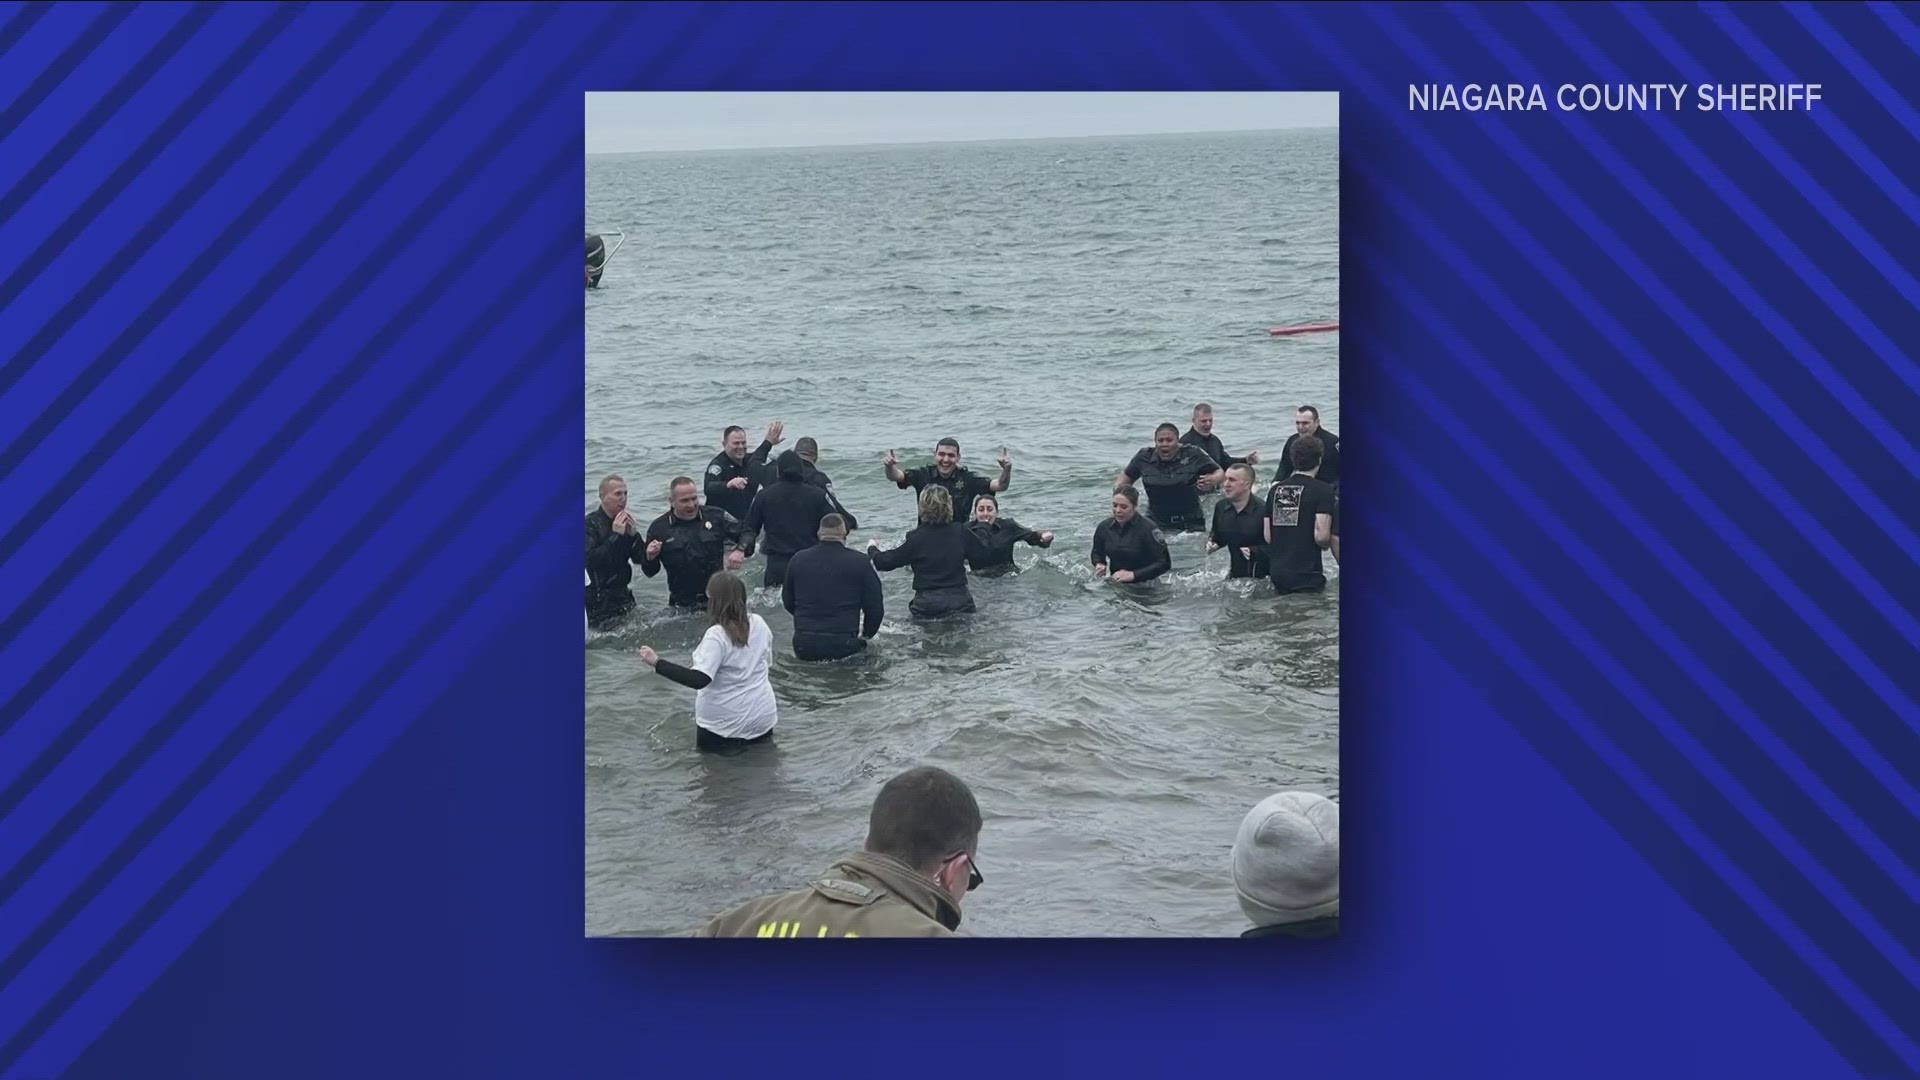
[1153,422,1181,458]
[1290,434,1324,474]
[1232,791,1338,928]
[795,436,819,463]
[1223,463,1256,501]
[1294,406,1321,437]
[598,474,626,516]
[776,449,805,482]
[723,425,748,460]
[933,438,961,475]
[865,766,983,904]
[1191,403,1215,436]
[817,512,848,544]
[668,477,699,518]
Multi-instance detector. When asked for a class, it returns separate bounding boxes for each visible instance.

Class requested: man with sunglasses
[693,766,984,938]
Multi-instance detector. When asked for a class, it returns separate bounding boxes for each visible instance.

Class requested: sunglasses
[947,851,984,892]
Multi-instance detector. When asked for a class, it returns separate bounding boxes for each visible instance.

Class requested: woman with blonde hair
[868,486,988,619]
[638,570,777,752]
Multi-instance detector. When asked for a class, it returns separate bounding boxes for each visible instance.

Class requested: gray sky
[585,92,1337,154]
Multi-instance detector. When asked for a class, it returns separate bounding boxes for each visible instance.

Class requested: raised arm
[989,447,1013,494]
[860,561,885,637]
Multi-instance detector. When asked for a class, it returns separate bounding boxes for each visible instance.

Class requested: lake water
[585,127,1338,936]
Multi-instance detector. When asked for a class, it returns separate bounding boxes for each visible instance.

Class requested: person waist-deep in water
[782,513,883,661]
[869,486,988,619]
[882,437,1011,519]
[639,475,748,608]
[1279,405,1340,488]
[1117,422,1224,533]
[1091,486,1171,584]
[1265,434,1337,595]
[741,450,838,588]
[704,421,783,521]
[1180,401,1262,474]
[637,571,777,753]
[1233,790,1339,940]
[585,473,645,629]
[1207,463,1270,580]
[964,494,1053,572]
[794,436,858,533]
[693,765,985,938]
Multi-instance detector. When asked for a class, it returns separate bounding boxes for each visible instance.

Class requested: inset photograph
[585,92,1339,938]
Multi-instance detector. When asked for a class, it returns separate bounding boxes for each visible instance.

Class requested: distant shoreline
[587,125,1336,158]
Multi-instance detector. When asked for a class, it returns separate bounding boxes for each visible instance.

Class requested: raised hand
[765,420,785,445]
[646,539,664,560]
[638,646,658,667]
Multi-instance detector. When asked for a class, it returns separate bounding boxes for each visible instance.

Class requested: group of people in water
[586,401,1341,753]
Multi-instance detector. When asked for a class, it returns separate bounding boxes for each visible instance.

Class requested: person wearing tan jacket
[693,766,984,938]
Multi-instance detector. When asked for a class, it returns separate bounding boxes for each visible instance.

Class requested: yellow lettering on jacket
[757,923,778,938]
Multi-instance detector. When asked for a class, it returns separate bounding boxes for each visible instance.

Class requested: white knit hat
[1232,791,1340,926]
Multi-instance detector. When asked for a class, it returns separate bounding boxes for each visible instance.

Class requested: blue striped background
[0,3,1913,1076]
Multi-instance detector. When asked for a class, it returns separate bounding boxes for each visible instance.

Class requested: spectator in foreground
[1232,791,1339,939]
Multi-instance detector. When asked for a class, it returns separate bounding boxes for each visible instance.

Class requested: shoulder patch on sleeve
[1151,529,1166,545]
[707,463,723,476]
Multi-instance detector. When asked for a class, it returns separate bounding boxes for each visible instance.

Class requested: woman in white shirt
[638,571,778,752]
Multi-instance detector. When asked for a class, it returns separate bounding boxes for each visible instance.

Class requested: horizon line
[586,124,1337,157]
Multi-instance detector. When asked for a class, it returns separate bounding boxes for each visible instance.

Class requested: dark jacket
[743,479,838,562]
[1180,427,1248,471]
[1209,495,1270,579]
[1123,445,1221,530]
[640,507,744,607]
[704,440,776,520]
[1280,429,1340,485]
[871,522,987,595]
[585,507,642,596]
[964,517,1050,571]
[693,851,963,938]
[799,460,857,533]
[1091,514,1171,582]
[897,464,995,522]
[783,539,884,640]
[1241,915,1339,939]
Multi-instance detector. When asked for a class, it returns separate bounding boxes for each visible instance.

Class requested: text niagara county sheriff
[1408,83,1822,112]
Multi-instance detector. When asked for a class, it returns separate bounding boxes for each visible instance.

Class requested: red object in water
[1269,322,1340,336]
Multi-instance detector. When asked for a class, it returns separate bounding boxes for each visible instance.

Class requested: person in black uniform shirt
[639,476,748,609]
[1207,463,1270,579]
[1091,486,1172,584]
[585,474,644,629]
[704,420,785,520]
[964,494,1054,572]
[1278,406,1340,488]
[1180,402,1262,477]
[1115,423,1223,533]
[782,514,884,660]
[794,436,857,533]
[869,487,988,620]
[882,438,1011,516]
[1265,434,1337,594]
[741,450,837,589]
